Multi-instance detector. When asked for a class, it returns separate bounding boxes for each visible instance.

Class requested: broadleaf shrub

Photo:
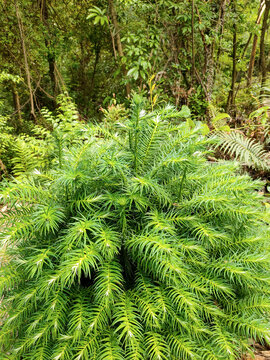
[1,96,270,359]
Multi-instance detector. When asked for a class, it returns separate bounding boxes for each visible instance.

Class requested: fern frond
[217,131,270,170]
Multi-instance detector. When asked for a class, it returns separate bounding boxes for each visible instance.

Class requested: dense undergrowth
[0,96,270,359]
[0,95,81,178]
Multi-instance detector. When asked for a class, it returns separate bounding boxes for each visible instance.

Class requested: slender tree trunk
[195,6,208,76]
[89,43,101,105]
[227,2,237,112]
[247,37,259,87]
[191,0,195,83]
[196,0,228,102]
[108,0,131,97]
[260,0,270,92]
[205,46,215,101]
[207,0,228,94]
[214,0,228,83]
[39,0,57,98]
[47,50,57,97]
[15,0,36,121]
[12,84,22,124]
[247,0,266,87]
[234,0,265,100]
[107,14,117,60]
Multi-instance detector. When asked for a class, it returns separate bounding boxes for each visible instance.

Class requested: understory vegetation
[0,96,270,359]
[1,0,270,182]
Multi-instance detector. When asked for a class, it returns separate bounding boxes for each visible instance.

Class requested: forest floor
[244,343,270,359]
[252,352,270,359]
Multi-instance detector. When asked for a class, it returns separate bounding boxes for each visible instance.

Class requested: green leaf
[178,105,191,118]
[212,113,231,123]
[201,123,210,135]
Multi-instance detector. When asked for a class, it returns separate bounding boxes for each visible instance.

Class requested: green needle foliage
[1,95,270,360]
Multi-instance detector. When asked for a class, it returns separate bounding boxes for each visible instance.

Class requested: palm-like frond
[0,96,269,359]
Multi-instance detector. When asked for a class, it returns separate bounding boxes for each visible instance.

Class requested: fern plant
[213,104,270,173]
[216,130,270,171]
[0,115,14,175]
[1,96,270,360]
[10,129,53,177]
[0,94,81,178]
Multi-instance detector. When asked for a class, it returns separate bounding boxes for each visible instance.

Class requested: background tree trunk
[226,1,237,113]
[214,0,228,84]
[39,0,57,99]
[191,0,195,83]
[15,0,36,121]
[12,84,22,124]
[247,0,266,87]
[260,0,270,92]
[108,0,131,97]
